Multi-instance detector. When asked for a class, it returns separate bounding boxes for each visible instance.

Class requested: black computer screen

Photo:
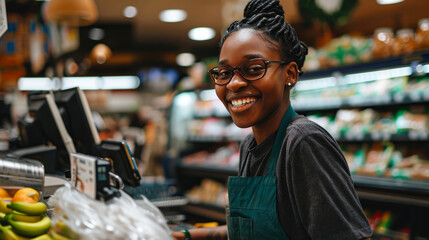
[54,87,100,156]
[28,93,76,171]
[97,140,141,187]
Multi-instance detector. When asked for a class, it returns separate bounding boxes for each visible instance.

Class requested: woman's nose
[226,70,248,91]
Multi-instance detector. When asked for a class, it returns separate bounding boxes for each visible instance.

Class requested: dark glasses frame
[208,58,288,86]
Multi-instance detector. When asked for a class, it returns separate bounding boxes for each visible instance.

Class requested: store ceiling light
[123,6,137,18]
[188,27,216,41]
[376,0,404,5]
[159,9,187,23]
[102,76,140,90]
[176,53,195,67]
[18,76,140,91]
[18,77,55,91]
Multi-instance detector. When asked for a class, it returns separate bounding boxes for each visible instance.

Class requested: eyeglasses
[208,58,287,86]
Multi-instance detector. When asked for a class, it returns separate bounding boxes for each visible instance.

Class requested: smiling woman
[173,0,372,240]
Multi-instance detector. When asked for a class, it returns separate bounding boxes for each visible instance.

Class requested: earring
[288,82,292,86]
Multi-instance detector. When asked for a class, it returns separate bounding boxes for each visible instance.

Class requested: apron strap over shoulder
[266,106,297,176]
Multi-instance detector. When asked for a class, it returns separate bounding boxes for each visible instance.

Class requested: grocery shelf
[187,135,243,142]
[177,163,237,181]
[353,175,429,207]
[301,49,429,80]
[353,175,429,194]
[336,132,429,142]
[293,89,429,112]
[187,131,429,143]
[179,202,226,223]
[177,163,429,204]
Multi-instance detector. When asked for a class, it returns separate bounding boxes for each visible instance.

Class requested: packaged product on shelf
[301,47,320,72]
[392,29,417,56]
[187,118,228,139]
[395,110,429,134]
[335,109,376,138]
[410,159,429,180]
[341,145,366,174]
[185,179,226,207]
[357,143,394,176]
[372,28,394,59]
[390,154,429,180]
[316,35,372,69]
[182,143,240,168]
[193,100,214,118]
[370,113,396,136]
[416,18,429,50]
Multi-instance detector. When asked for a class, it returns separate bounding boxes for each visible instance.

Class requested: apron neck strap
[267,106,297,176]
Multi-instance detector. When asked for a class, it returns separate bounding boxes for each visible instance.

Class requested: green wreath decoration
[298,0,359,26]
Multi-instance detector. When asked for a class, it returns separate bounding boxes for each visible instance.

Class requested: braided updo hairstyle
[220,0,308,74]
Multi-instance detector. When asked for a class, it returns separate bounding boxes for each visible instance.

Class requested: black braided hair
[220,0,308,74]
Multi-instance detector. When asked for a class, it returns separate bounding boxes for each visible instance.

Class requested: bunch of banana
[0,202,52,240]
[0,199,13,214]
[50,221,78,240]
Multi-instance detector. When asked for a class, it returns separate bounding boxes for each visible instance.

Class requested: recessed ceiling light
[159,9,187,23]
[176,53,195,67]
[123,6,138,18]
[376,0,404,5]
[188,27,216,41]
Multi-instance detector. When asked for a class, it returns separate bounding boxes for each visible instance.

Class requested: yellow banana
[30,233,53,240]
[52,221,78,239]
[0,199,13,214]
[49,231,72,240]
[12,212,43,223]
[0,224,30,240]
[7,202,47,216]
[8,216,51,237]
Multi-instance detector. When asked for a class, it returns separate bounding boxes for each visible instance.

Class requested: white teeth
[231,98,255,107]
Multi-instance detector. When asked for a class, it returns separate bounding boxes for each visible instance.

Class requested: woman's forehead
[220,29,280,62]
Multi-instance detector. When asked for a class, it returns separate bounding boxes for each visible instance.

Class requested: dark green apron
[227,106,297,240]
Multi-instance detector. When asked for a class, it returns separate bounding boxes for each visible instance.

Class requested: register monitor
[28,92,76,172]
[53,87,100,156]
[96,140,142,187]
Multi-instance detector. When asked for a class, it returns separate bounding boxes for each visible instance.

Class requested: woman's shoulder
[286,115,338,147]
[288,115,328,135]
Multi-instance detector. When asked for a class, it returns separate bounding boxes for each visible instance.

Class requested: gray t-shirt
[239,115,372,240]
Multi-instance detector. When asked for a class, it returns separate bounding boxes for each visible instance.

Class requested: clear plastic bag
[48,183,172,240]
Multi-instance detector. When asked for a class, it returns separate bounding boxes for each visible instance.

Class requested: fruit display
[0,187,53,240]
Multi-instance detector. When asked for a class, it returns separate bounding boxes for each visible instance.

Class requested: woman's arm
[172,225,228,240]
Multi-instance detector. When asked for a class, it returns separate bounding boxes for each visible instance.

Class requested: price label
[70,153,97,199]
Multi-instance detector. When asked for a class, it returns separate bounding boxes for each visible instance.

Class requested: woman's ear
[285,62,299,87]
